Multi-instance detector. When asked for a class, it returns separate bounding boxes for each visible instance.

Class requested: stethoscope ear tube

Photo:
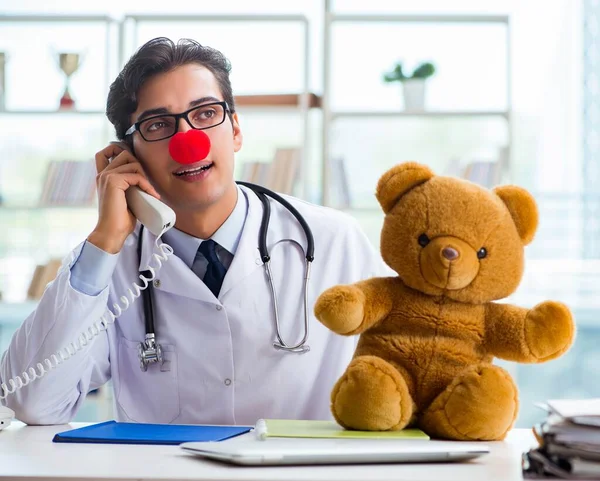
[236,182,314,262]
[256,191,271,263]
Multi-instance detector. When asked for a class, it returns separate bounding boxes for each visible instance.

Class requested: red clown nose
[168,129,211,165]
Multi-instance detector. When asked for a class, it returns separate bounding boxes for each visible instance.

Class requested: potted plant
[383,61,436,111]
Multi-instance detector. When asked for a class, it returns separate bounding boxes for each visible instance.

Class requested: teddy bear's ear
[493,185,539,245]
[375,162,434,214]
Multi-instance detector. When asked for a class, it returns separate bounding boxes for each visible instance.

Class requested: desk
[0,422,544,481]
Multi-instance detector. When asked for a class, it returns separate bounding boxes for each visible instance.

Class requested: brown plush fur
[314,162,575,441]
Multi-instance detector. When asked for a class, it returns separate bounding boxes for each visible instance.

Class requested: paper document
[523,399,600,479]
[547,399,600,427]
[253,419,429,440]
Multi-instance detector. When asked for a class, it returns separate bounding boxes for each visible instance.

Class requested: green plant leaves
[382,61,435,82]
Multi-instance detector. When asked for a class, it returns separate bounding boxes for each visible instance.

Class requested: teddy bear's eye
[477,248,488,259]
[418,234,430,247]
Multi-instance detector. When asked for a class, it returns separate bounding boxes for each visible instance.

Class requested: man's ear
[231,112,243,153]
[376,162,434,214]
[493,185,539,245]
[110,140,135,156]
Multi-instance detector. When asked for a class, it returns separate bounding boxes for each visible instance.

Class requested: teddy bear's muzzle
[420,237,480,290]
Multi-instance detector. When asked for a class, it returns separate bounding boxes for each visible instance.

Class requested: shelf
[331,110,510,119]
[0,205,97,212]
[0,109,105,115]
[126,13,309,23]
[0,94,323,115]
[0,14,114,23]
[329,14,509,24]
[235,93,321,109]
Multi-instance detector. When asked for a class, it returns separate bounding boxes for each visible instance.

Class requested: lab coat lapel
[218,186,268,299]
[137,224,215,302]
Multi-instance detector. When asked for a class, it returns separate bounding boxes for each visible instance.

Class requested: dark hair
[106,37,235,142]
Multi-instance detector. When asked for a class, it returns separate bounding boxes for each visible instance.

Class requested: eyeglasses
[125,101,230,142]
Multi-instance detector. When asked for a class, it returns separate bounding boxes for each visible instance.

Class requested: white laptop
[180,438,490,466]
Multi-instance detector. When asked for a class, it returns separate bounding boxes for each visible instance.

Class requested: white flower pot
[402,79,426,111]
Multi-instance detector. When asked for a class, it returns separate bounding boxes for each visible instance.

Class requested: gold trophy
[58,53,80,110]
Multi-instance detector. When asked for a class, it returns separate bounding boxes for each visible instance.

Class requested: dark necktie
[198,239,227,297]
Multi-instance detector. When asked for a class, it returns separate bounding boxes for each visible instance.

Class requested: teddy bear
[314,161,575,441]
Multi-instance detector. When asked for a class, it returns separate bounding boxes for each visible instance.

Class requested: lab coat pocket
[116,337,180,424]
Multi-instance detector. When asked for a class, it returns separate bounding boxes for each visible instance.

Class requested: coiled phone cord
[0,233,173,400]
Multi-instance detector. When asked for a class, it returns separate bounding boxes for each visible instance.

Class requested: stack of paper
[523,399,600,479]
[253,419,429,440]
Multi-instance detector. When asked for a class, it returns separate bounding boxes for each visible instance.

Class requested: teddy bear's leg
[419,363,518,441]
[331,355,415,431]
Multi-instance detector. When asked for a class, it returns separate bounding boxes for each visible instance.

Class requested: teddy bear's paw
[331,355,414,431]
[420,364,518,441]
[525,301,575,362]
[314,285,365,335]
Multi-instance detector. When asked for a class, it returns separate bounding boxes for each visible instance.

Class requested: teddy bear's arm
[484,301,575,363]
[314,277,397,336]
[484,303,532,362]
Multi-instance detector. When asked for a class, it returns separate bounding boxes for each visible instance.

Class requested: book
[524,447,600,479]
[39,160,97,206]
[53,420,252,445]
[462,160,501,188]
[523,399,600,479]
[546,399,600,427]
[27,258,62,300]
[330,156,351,208]
[267,147,301,195]
[253,419,429,441]
[238,147,301,195]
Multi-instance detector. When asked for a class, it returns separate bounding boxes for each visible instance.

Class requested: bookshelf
[320,4,512,211]
[0,15,111,305]
[0,14,321,305]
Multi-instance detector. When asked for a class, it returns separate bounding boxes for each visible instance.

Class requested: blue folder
[52,420,252,445]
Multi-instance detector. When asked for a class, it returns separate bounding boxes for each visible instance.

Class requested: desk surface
[0,422,541,481]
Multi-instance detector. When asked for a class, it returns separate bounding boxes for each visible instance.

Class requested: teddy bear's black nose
[442,247,459,261]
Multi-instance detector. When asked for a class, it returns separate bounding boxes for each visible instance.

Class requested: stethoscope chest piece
[138,333,163,371]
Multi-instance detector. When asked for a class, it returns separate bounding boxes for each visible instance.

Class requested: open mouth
[173,162,214,177]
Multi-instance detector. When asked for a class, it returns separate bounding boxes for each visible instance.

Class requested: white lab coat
[1,186,392,425]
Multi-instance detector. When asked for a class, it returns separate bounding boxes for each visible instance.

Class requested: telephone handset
[0,143,177,418]
[126,188,176,237]
[108,141,176,236]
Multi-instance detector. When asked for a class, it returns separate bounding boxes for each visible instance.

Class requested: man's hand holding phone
[88,142,161,254]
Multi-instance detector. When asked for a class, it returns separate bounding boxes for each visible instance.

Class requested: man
[1,37,392,425]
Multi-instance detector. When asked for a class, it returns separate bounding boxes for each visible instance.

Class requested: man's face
[130,63,242,212]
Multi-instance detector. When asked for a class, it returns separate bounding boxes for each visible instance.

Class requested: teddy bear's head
[375,162,538,303]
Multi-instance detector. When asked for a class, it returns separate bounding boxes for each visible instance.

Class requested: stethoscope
[137,181,315,371]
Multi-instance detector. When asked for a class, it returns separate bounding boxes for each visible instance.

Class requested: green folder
[253,419,429,440]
